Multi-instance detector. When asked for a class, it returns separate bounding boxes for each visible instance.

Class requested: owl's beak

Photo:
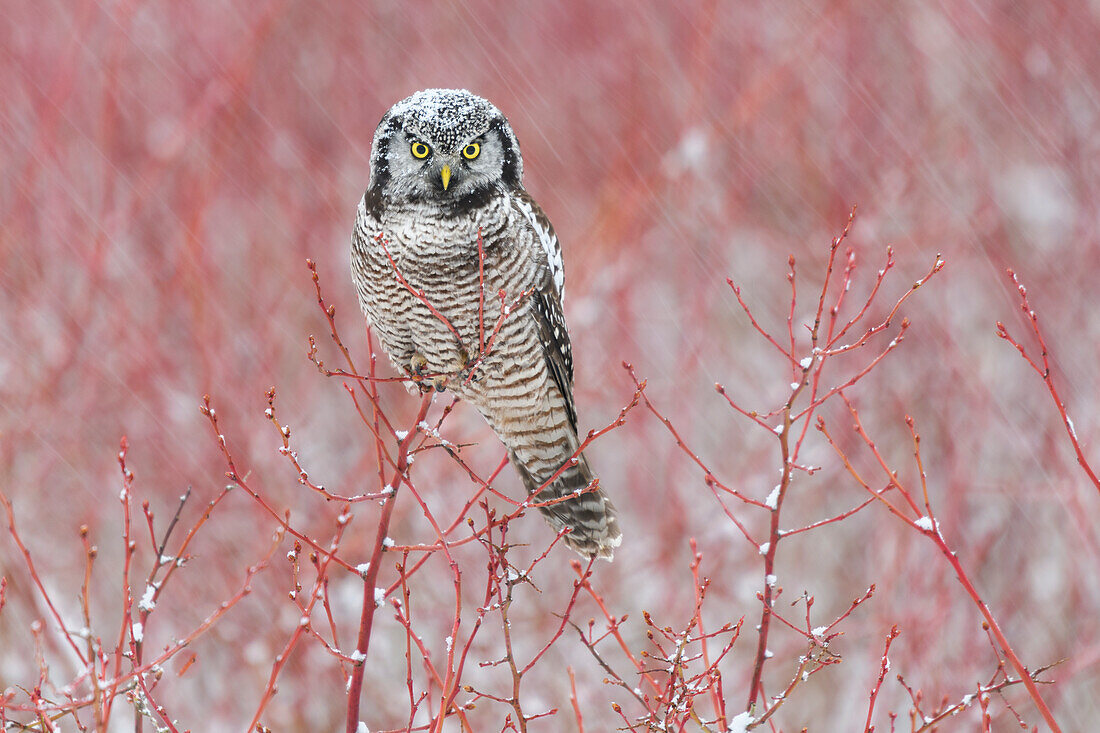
[440,165,451,191]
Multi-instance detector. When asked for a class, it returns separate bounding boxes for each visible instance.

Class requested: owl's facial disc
[392,128,504,202]
[368,89,523,205]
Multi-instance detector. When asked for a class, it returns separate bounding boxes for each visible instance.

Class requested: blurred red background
[3,1,1099,730]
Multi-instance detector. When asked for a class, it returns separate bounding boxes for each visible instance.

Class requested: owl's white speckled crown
[369,88,525,196]
[390,89,495,154]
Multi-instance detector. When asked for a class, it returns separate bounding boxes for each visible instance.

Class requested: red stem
[345,392,433,733]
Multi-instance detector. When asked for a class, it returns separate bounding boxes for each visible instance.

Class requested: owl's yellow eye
[462,143,480,160]
[411,142,430,159]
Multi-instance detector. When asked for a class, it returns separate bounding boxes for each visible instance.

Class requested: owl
[350,89,621,560]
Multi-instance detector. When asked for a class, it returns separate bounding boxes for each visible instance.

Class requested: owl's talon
[403,353,435,393]
[452,347,484,384]
[412,372,447,392]
[409,353,429,376]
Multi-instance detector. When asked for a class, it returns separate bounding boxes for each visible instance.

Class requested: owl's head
[368,89,523,208]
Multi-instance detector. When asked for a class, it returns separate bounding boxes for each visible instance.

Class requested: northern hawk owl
[350,89,621,559]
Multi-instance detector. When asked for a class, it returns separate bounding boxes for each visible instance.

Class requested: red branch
[818,401,1062,732]
[345,391,434,733]
[996,268,1099,495]
[864,626,900,732]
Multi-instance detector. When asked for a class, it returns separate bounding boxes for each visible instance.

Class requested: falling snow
[7,4,1098,729]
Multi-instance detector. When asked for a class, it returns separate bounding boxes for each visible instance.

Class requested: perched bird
[350,89,621,559]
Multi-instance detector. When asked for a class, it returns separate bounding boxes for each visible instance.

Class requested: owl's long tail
[511,451,622,560]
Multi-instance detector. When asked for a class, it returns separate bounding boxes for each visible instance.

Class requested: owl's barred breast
[352,191,558,418]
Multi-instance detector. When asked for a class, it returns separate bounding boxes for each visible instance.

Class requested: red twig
[819,400,1063,732]
[567,667,585,733]
[864,626,899,732]
[0,493,90,668]
[249,507,350,730]
[200,396,358,574]
[996,268,1099,495]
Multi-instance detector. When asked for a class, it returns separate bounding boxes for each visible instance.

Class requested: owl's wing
[509,189,578,432]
